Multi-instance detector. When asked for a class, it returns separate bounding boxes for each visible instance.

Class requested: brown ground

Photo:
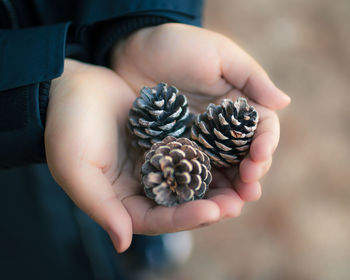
[145,1,350,279]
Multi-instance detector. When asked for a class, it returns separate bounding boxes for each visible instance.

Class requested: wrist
[110,25,156,71]
[48,60,126,118]
[90,16,172,67]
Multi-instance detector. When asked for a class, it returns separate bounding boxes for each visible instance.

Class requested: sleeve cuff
[0,84,46,167]
[90,16,172,66]
[0,22,70,91]
[0,23,70,167]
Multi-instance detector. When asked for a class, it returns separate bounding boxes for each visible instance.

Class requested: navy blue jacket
[0,1,203,279]
[0,0,202,168]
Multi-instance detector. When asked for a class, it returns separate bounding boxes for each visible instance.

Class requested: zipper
[1,0,19,28]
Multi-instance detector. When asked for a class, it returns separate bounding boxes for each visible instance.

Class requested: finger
[122,196,220,235]
[50,164,133,253]
[249,108,280,162]
[233,177,262,202]
[220,40,290,110]
[213,168,262,201]
[222,94,281,164]
[206,187,244,218]
[240,157,273,183]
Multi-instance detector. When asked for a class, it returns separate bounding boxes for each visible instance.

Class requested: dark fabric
[0,23,69,167]
[31,0,202,26]
[0,85,28,131]
[0,1,11,28]
[38,81,51,126]
[0,0,203,167]
[0,83,46,168]
[90,15,172,66]
[0,23,69,91]
[0,1,203,279]
[0,164,127,280]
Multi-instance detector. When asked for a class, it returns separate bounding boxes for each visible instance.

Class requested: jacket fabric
[0,0,202,167]
[0,1,203,279]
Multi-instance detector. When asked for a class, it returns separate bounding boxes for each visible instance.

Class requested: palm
[111,105,232,237]
[112,23,290,215]
[45,59,232,253]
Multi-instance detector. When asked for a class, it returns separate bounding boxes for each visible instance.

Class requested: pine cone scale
[188,175,201,190]
[154,99,165,107]
[177,159,192,172]
[195,183,207,197]
[144,172,163,185]
[175,172,191,184]
[198,134,214,149]
[182,145,197,159]
[158,121,176,131]
[145,128,162,136]
[177,185,194,203]
[139,118,155,127]
[213,128,229,140]
[177,107,190,122]
[133,128,151,139]
[167,125,187,137]
[214,141,231,152]
[190,160,201,174]
[167,106,182,119]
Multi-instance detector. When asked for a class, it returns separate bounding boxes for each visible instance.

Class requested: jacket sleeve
[0,23,70,168]
[0,0,203,168]
[85,0,203,65]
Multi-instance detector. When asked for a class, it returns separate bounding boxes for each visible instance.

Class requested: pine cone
[141,136,212,207]
[190,98,259,167]
[129,83,193,149]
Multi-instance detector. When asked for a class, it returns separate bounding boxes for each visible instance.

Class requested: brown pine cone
[141,136,212,207]
[129,83,193,149]
[190,98,259,167]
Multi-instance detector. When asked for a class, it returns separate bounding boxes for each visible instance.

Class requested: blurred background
[146,0,350,279]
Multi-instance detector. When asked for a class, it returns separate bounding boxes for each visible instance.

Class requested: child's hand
[111,23,290,208]
[45,59,238,253]
[45,59,135,252]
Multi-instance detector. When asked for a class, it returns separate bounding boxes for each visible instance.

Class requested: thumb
[220,40,291,110]
[49,163,133,253]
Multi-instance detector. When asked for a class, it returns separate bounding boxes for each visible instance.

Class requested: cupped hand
[110,23,291,216]
[45,59,228,253]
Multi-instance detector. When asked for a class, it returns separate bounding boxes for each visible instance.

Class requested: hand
[45,59,229,253]
[111,23,291,214]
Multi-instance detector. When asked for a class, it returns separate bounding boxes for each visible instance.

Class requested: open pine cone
[141,136,212,207]
[190,98,259,167]
[129,83,193,149]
